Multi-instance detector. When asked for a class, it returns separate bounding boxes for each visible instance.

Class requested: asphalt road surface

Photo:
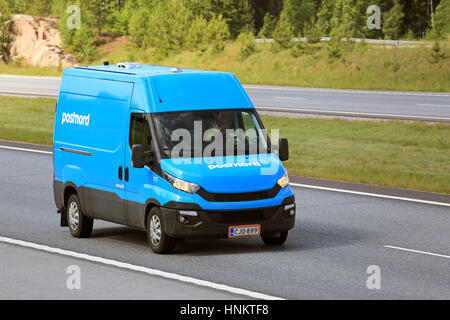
[0,74,449,122]
[0,242,243,300]
[0,146,448,299]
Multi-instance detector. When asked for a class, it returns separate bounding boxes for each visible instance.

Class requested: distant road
[0,74,449,122]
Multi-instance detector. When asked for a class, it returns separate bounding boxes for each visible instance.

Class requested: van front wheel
[261,231,288,246]
[147,207,176,254]
[67,194,93,238]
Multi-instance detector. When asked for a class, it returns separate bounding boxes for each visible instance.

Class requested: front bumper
[160,198,296,239]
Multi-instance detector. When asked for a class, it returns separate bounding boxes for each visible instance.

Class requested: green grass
[0,96,55,145]
[0,64,63,77]
[1,95,449,193]
[158,42,450,92]
[1,38,449,91]
[263,116,450,194]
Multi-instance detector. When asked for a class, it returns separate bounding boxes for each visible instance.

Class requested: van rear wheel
[261,231,288,246]
[147,207,176,254]
[67,194,93,238]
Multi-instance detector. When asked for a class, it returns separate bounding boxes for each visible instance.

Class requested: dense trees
[0,0,448,61]
[433,0,450,38]
[0,0,12,63]
[383,0,404,40]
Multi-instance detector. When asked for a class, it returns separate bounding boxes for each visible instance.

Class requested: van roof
[74,64,212,76]
[62,64,254,112]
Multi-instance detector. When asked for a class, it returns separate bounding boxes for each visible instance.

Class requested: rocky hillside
[10,15,74,67]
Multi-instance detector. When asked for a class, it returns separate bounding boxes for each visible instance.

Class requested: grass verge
[0,96,55,145]
[0,96,449,194]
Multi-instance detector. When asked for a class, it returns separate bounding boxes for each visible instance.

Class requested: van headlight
[277,174,289,188]
[164,172,200,194]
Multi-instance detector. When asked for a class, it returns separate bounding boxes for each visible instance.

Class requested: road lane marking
[273,96,307,100]
[384,245,450,259]
[290,183,450,207]
[0,145,52,155]
[417,104,450,108]
[0,74,61,80]
[0,90,58,98]
[0,236,284,300]
[244,85,450,97]
[256,106,450,121]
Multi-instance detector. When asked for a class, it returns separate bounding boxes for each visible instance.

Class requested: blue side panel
[54,75,133,200]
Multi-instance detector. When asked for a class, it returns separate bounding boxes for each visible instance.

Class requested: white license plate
[228,224,261,238]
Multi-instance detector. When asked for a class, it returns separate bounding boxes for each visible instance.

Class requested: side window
[129,114,152,152]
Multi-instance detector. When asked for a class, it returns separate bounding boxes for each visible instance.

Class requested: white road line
[256,106,450,121]
[0,90,58,98]
[273,96,307,101]
[417,104,450,108]
[244,85,450,97]
[290,183,450,207]
[0,145,52,155]
[0,74,61,80]
[0,236,283,300]
[384,245,450,259]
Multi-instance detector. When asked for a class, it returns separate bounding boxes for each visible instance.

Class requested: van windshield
[152,109,270,159]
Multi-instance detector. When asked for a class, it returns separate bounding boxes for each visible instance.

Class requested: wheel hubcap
[68,202,79,230]
[149,215,161,247]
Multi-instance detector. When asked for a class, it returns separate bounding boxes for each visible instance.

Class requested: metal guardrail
[255,37,429,45]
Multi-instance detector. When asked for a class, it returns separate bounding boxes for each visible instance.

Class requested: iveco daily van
[53,63,295,253]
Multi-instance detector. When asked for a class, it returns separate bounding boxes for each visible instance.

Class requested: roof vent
[117,62,141,69]
[170,67,183,73]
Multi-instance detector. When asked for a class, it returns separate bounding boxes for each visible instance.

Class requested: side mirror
[131,144,145,168]
[278,138,289,161]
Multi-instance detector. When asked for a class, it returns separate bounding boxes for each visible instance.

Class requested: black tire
[146,207,176,254]
[261,231,288,246]
[66,194,93,238]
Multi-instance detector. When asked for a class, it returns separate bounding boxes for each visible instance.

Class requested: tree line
[0,0,449,62]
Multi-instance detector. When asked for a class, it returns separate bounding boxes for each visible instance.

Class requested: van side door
[124,112,159,229]
[55,76,132,225]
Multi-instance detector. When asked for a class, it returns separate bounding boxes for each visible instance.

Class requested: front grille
[197,184,281,202]
[204,206,280,224]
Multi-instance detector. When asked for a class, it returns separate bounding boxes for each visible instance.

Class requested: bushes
[258,13,276,39]
[59,1,97,62]
[238,31,256,58]
[129,1,230,57]
[129,7,149,48]
[272,11,294,50]
[432,0,450,39]
[430,41,447,64]
[383,0,404,40]
[0,0,13,63]
[186,16,209,51]
[206,14,230,53]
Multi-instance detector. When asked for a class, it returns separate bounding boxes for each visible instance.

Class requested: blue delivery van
[53,63,295,253]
